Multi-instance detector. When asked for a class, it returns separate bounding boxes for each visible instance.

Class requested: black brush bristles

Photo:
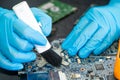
[41,49,62,67]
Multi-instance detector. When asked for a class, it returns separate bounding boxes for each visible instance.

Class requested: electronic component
[27,72,50,80]
[38,0,77,23]
[107,75,116,80]
[95,64,104,70]
[58,71,67,80]
[18,39,117,80]
[77,58,81,64]
[71,73,81,79]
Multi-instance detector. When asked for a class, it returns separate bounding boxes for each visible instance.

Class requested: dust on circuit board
[18,39,117,80]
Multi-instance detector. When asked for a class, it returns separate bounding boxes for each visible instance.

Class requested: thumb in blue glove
[62,0,120,58]
[0,7,52,70]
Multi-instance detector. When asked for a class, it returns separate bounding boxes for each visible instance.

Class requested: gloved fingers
[3,12,46,46]
[13,19,47,45]
[78,26,109,58]
[6,18,34,51]
[31,8,52,36]
[65,21,98,56]
[62,17,90,50]
[0,7,12,16]
[0,51,23,71]
[3,45,36,63]
[93,11,118,55]
[9,33,34,51]
[93,40,111,55]
[93,34,115,55]
[0,20,36,63]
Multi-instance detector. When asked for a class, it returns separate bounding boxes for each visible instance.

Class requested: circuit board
[18,39,118,80]
[38,0,77,23]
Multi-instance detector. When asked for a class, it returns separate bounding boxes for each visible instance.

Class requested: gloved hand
[62,0,120,58]
[0,7,52,70]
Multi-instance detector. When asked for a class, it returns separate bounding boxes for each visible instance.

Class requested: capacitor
[62,60,69,66]
[65,55,69,59]
[68,59,71,63]
[71,73,81,78]
[60,52,64,57]
[77,58,81,64]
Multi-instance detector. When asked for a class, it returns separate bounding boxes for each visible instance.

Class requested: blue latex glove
[62,0,120,58]
[0,7,52,70]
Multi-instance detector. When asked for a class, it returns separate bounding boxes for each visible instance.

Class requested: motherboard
[18,39,118,80]
[38,0,77,23]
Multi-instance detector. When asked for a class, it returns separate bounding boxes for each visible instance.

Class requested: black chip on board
[95,64,104,70]
[107,75,117,80]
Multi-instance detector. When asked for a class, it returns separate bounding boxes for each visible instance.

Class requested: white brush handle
[13,1,51,53]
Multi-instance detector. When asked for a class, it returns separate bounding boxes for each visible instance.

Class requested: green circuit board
[38,0,77,23]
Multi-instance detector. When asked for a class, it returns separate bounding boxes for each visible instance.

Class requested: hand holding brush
[13,1,62,67]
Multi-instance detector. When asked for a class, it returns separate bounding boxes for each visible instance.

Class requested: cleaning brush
[12,1,62,67]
